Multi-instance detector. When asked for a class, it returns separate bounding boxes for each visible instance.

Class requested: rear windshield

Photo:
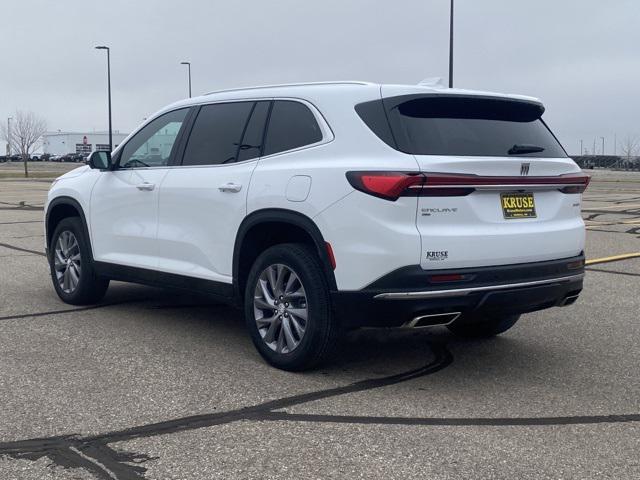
[356,95,567,158]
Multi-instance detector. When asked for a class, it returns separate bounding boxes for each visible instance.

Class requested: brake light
[345,171,424,200]
[346,171,591,201]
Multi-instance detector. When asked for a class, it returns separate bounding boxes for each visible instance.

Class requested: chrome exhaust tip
[404,312,461,328]
[559,294,580,307]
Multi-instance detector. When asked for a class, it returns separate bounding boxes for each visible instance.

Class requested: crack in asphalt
[0,345,452,479]
[1,342,639,479]
[0,220,42,225]
[0,241,46,257]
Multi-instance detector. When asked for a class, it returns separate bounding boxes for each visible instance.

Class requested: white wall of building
[42,131,128,155]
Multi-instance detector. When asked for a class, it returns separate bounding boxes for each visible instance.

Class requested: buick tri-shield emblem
[520,163,530,176]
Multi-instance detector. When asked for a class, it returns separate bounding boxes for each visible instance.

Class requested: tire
[447,313,520,338]
[49,217,109,305]
[244,243,339,371]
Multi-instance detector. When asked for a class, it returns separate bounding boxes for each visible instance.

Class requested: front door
[90,108,190,270]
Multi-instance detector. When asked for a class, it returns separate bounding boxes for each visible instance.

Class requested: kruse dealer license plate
[500,192,537,219]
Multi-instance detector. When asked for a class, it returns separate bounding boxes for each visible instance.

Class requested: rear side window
[357,96,567,158]
[263,101,323,156]
[182,102,254,165]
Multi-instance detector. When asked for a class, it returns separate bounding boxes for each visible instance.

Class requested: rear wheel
[244,243,338,371]
[49,217,109,305]
[447,313,520,338]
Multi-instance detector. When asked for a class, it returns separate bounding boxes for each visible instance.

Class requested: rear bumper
[331,255,585,328]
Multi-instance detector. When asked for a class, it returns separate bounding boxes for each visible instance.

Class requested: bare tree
[0,111,47,178]
[618,135,639,163]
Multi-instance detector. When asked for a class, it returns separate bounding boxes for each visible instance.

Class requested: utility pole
[614,133,617,155]
[580,139,583,156]
[448,0,454,88]
[601,136,605,156]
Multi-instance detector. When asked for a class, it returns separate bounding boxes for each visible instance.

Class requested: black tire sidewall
[244,243,334,371]
[49,217,107,305]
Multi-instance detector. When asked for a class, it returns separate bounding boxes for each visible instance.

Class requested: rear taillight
[345,171,424,200]
[346,171,591,201]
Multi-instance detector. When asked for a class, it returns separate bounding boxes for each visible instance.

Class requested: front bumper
[331,255,585,328]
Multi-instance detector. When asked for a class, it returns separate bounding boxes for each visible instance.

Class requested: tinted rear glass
[359,96,567,158]
[263,101,323,156]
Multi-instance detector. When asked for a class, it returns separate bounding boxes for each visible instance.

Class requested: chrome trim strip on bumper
[374,273,585,300]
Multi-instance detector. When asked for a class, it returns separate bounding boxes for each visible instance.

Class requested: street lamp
[181,62,192,98]
[449,0,454,88]
[95,46,112,151]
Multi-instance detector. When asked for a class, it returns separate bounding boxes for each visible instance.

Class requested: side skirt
[94,261,235,303]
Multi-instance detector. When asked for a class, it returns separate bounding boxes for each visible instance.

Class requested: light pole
[448,0,454,88]
[181,62,192,98]
[95,46,112,151]
[6,117,12,157]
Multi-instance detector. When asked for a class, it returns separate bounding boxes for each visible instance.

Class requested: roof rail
[204,81,373,96]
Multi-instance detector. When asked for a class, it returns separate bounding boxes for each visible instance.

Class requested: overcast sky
[1,0,638,155]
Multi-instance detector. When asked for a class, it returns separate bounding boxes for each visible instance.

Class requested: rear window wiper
[508,144,545,155]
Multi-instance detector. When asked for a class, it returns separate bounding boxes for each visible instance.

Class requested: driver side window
[119,108,188,168]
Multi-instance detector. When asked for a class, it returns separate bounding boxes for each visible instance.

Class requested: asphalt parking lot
[0,168,639,479]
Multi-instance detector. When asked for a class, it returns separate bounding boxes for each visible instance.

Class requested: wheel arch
[233,209,337,301]
[46,196,93,261]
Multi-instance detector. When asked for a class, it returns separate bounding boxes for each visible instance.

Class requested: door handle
[218,183,242,193]
[136,182,156,191]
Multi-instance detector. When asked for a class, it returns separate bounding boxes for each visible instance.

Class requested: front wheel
[49,217,109,305]
[244,243,339,371]
[447,313,520,338]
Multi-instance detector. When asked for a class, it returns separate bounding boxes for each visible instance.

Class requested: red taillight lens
[346,171,424,201]
[559,174,591,194]
[346,171,591,200]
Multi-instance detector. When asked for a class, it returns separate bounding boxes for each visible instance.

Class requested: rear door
[380,90,587,270]
[156,100,270,283]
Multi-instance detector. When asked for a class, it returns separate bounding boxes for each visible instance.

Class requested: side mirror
[88,151,111,170]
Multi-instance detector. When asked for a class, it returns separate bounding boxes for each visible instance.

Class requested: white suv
[45,81,589,370]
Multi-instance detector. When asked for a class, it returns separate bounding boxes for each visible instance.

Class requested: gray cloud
[1,0,638,154]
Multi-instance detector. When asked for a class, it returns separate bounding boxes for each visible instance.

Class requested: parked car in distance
[44,81,589,371]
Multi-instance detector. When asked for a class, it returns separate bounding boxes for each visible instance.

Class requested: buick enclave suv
[45,81,589,370]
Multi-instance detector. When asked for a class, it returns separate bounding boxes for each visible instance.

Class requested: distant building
[42,131,129,156]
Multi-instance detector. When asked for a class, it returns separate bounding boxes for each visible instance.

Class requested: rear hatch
[359,88,589,271]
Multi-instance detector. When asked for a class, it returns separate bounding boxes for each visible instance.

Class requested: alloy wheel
[54,230,82,294]
[253,264,308,353]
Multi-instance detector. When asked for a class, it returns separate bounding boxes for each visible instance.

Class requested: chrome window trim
[116,97,333,171]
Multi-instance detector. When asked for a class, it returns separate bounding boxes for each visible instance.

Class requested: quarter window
[182,102,254,166]
[119,108,188,168]
[263,101,323,156]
